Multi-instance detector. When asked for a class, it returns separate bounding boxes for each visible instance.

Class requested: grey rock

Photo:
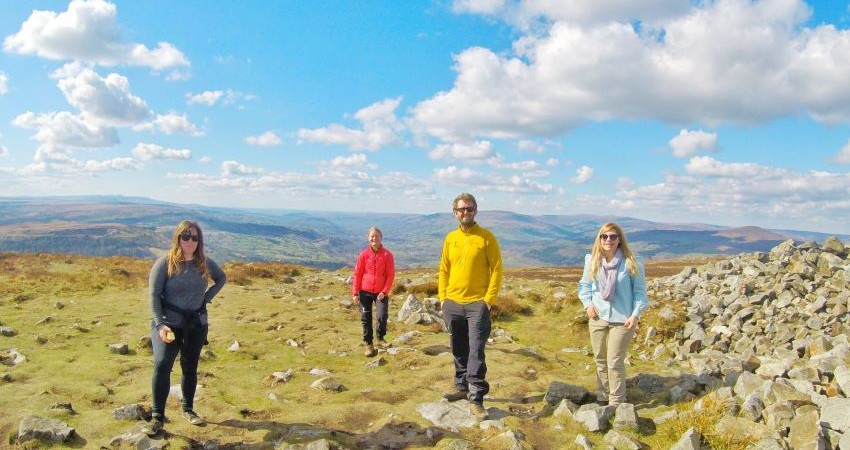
[108,342,129,355]
[612,403,639,431]
[602,429,647,450]
[416,399,478,432]
[17,415,74,445]
[543,380,591,406]
[821,397,850,432]
[572,404,615,432]
[112,403,146,421]
[669,427,701,450]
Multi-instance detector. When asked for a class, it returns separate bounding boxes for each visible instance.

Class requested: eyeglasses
[180,234,199,242]
[454,206,476,213]
[599,233,619,241]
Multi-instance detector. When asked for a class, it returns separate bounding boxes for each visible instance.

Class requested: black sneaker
[442,389,468,402]
[141,418,163,436]
[182,410,205,426]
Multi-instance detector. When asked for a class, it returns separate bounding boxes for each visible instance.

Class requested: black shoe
[183,410,205,426]
[141,418,164,436]
[442,389,468,402]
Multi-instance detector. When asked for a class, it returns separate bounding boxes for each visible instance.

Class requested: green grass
[0,252,710,449]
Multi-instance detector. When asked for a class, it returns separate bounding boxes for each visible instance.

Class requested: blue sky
[2,1,850,234]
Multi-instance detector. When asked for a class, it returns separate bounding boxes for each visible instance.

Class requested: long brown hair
[589,222,637,279]
[166,220,210,280]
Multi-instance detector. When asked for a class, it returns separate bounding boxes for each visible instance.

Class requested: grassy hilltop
[1,252,730,449]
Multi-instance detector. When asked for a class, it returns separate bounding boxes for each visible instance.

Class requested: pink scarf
[599,250,622,300]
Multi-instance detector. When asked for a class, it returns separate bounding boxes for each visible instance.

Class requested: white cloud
[570,165,594,184]
[82,156,141,172]
[198,156,212,164]
[433,165,553,193]
[0,72,7,95]
[831,139,850,164]
[684,156,778,178]
[13,111,118,154]
[546,157,559,166]
[131,143,191,161]
[3,0,189,70]
[53,64,151,126]
[669,129,718,158]
[222,160,263,177]
[297,97,405,151]
[245,131,282,147]
[136,113,203,136]
[0,145,8,157]
[320,153,377,170]
[429,141,494,162]
[412,0,850,142]
[187,90,224,106]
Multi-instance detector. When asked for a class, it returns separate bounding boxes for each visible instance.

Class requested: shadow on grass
[213,418,459,449]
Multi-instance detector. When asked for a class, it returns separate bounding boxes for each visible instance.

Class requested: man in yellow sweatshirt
[438,192,503,418]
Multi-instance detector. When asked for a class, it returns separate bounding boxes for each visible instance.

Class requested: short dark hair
[452,192,477,210]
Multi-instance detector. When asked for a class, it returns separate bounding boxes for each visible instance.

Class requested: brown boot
[364,344,376,357]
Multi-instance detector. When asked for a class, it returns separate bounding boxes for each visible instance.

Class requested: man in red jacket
[351,226,395,357]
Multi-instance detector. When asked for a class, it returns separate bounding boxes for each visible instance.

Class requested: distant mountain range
[0,196,845,269]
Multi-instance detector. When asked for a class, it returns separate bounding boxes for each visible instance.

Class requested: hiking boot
[442,388,468,402]
[183,410,205,426]
[141,417,164,436]
[377,339,390,349]
[364,344,377,357]
[471,402,489,420]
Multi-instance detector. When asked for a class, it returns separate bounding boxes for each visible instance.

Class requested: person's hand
[624,315,639,329]
[159,325,175,343]
[377,292,386,301]
[586,305,598,319]
[352,295,359,304]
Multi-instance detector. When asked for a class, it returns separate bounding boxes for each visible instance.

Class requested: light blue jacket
[578,254,649,323]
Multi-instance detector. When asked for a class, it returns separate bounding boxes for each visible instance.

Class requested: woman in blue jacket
[578,222,648,406]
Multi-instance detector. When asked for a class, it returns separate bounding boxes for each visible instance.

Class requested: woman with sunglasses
[142,220,226,436]
[578,222,648,406]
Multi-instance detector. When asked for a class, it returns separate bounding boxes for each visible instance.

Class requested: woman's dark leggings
[150,325,208,418]
[358,291,388,344]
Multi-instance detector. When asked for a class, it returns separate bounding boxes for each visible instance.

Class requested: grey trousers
[442,299,491,404]
[589,317,636,405]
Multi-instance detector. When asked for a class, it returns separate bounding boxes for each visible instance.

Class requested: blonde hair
[166,220,210,281]
[589,222,637,279]
[368,226,383,237]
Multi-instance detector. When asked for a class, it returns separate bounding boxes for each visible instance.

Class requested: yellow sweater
[438,223,503,304]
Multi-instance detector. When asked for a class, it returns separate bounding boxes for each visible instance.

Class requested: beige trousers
[588,317,635,405]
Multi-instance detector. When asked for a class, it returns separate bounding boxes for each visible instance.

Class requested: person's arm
[203,259,227,303]
[625,258,649,328]
[438,236,451,302]
[577,255,597,318]
[149,257,168,330]
[379,250,395,299]
[351,251,364,300]
[483,233,502,304]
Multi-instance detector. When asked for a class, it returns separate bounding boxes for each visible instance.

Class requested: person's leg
[376,297,389,342]
[606,323,636,405]
[588,318,611,403]
[465,301,491,404]
[442,299,470,391]
[359,291,376,345]
[179,325,209,413]
[151,326,180,419]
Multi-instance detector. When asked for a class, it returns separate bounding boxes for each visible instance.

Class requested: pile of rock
[642,237,850,448]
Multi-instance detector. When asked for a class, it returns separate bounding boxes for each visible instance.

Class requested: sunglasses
[454,206,476,213]
[180,234,199,242]
[599,233,619,241]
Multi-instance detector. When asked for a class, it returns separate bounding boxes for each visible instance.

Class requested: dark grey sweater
[149,256,227,330]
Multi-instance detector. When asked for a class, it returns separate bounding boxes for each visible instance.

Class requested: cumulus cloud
[320,153,378,170]
[245,131,282,147]
[3,0,189,70]
[187,90,224,106]
[412,0,850,142]
[0,145,8,157]
[575,157,850,230]
[82,156,141,172]
[0,72,7,95]
[13,111,118,154]
[429,140,494,162]
[297,97,405,151]
[131,143,191,161]
[570,165,594,184]
[135,113,203,136]
[452,0,690,27]
[222,160,263,177]
[831,139,850,165]
[433,165,553,193]
[53,64,151,126]
[669,129,718,158]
